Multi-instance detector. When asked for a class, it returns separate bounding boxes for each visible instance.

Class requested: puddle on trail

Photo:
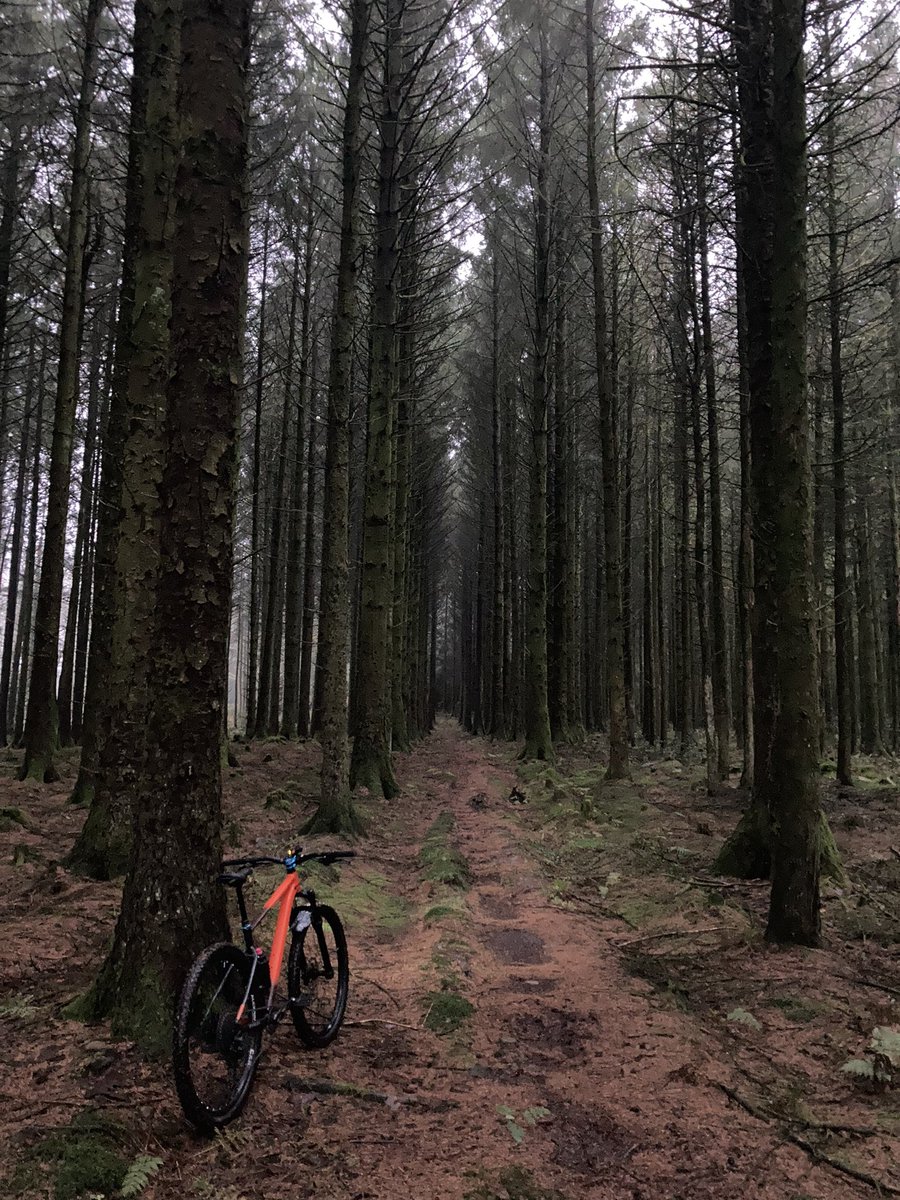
[482,927,548,964]
[478,892,517,920]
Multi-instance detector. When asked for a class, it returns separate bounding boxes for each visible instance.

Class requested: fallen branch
[716,1083,900,1196]
[614,925,726,949]
[562,890,616,917]
[689,876,761,890]
[353,972,403,1009]
[890,846,900,863]
[841,975,900,999]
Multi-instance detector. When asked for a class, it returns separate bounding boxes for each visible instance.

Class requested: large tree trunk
[58,310,102,746]
[244,205,270,739]
[309,0,369,835]
[522,20,553,763]
[717,0,838,939]
[88,0,251,1049]
[585,0,628,778]
[282,189,314,740]
[489,245,505,737]
[67,0,180,877]
[20,0,103,783]
[826,94,853,786]
[697,142,731,780]
[0,329,36,744]
[349,0,402,797]
[297,340,319,739]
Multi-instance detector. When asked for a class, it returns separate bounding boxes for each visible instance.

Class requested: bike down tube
[264,872,301,994]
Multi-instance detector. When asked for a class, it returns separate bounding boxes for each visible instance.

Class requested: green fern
[120,1155,163,1197]
[726,1007,761,1030]
[841,1027,900,1086]
[0,992,41,1020]
[871,1027,900,1068]
[840,1058,875,1079]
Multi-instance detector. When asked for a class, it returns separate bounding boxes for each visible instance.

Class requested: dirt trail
[229,720,867,1200]
[0,720,891,1200]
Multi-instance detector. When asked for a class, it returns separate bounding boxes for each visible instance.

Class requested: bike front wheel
[172,942,263,1134]
[288,905,349,1048]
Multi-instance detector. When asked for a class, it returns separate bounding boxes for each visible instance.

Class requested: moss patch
[463,1166,567,1200]
[423,988,474,1034]
[336,873,411,933]
[419,812,470,889]
[767,995,830,1024]
[424,903,464,924]
[9,1110,129,1200]
[0,805,29,832]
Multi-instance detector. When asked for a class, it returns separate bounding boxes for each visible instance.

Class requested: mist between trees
[0,0,897,1041]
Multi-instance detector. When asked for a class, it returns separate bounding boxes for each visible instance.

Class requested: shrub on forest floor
[263,787,292,812]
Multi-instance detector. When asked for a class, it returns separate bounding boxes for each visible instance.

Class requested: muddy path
[0,719,896,1200]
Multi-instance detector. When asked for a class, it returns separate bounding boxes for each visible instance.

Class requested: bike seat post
[234,882,253,951]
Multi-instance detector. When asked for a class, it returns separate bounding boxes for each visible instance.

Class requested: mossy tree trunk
[20,0,103,784]
[91,0,251,1049]
[310,0,370,836]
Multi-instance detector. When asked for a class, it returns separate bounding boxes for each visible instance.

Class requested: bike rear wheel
[172,942,263,1134]
[288,905,348,1048]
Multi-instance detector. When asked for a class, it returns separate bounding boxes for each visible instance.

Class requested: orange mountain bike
[172,847,354,1134]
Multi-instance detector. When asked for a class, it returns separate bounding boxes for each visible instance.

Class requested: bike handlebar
[221,850,356,871]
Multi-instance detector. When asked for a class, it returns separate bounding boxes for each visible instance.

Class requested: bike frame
[230,858,327,1022]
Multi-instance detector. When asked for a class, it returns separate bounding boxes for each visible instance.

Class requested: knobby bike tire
[172,942,263,1134]
[288,905,349,1048]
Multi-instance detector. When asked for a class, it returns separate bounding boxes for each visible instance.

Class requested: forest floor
[0,719,899,1200]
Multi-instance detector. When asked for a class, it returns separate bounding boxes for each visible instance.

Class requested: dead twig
[716,1083,900,1196]
[282,1076,456,1111]
[614,924,726,949]
[344,1018,421,1032]
[889,846,900,862]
